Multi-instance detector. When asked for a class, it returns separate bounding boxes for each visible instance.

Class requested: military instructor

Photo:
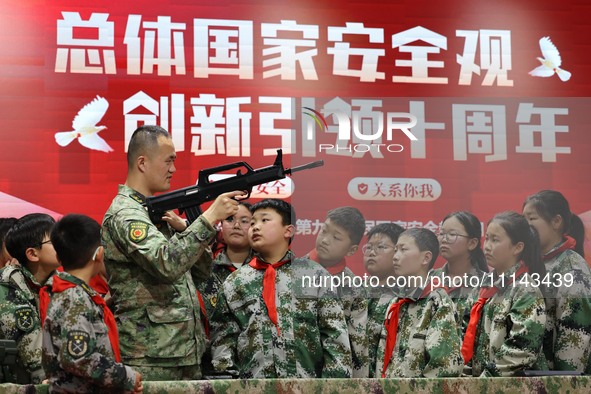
[101,125,244,381]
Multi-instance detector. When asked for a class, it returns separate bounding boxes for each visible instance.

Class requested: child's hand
[133,372,143,393]
[161,210,188,232]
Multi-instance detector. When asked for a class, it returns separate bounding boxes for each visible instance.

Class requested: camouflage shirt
[42,271,136,393]
[0,265,51,384]
[376,282,463,378]
[430,263,486,334]
[366,286,397,378]
[542,248,591,372]
[210,251,352,378]
[102,185,215,371]
[469,263,547,377]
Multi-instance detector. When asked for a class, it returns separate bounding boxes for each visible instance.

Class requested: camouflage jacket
[542,248,591,373]
[102,185,215,369]
[195,249,252,320]
[210,251,352,379]
[376,283,463,378]
[430,263,486,334]
[0,265,50,384]
[469,263,547,377]
[42,271,136,392]
[366,285,397,378]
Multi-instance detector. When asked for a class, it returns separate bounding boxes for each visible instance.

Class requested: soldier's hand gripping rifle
[144,149,324,224]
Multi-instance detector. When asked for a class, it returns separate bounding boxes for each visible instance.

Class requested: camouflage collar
[440,262,487,279]
[216,249,254,267]
[490,262,524,290]
[118,184,147,204]
[56,271,97,297]
[251,250,294,265]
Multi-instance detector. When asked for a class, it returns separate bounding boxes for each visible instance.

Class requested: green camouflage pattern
[210,251,352,378]
[102,185,215,376]
[376,285,464,378]
[4,376,591,394]
[430,263,486,334]
[542,248,591,373]
[366,286,397,378]
[469,263,547,377]
[41,271,136,392]
[0,265,48,383]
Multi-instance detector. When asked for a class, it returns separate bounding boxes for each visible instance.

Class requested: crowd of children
[0,189,590,390]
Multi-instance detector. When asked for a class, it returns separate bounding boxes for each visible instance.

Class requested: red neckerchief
[308,248,347,275]
[543,236,576,262]
[196,290,209,338]
[461,262,528,364]
[40,275,121,362]
[248,256,290,335]
[381,285,435,378]
[225,265,237,273]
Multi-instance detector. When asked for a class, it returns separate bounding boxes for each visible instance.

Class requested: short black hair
[401,228,440,269]
[326,207,366,245]
[250,199,295,226]
[5,214,56,267]
[127,125,170,168]
[51,214,101,270]
[0,217,17,246]
[366,223,405,246]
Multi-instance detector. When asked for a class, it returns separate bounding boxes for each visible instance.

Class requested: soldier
[363,222,404,378]
[377,228,463,378]
[0,213,58,384]
[462,212,547,377]
[196,201,253,375]
[101,125,243,380]
[42,214,142,393]
[431,211,488,333]
[210,199,352,378]
[523,190,591,373]
[305,206,369,378]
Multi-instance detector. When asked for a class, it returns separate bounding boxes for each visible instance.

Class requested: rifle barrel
[286,160,324,175]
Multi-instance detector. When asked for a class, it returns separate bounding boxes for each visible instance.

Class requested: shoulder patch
[15,306,35,333]
[67,331,90,359]
[130,192,146,204]
[128,221,149,243]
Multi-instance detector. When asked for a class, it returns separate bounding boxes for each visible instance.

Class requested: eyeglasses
[437,232,472,243]
[36,239,52,248]
[362,243,395,255]
[224,216,251,227]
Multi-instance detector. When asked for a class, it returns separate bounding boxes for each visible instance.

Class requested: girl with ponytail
[523,190,591,373]
[432,211,488,332]
[462,211,546,377]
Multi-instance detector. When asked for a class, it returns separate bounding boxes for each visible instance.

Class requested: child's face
[393,235,430,278]
[363,233,397,279]
[221,205,252,250]
[484,221,522,273]
[522,202,559,253]
[438,216,476,263]
[36,234,60,270]
[315,218,357,266]
[249,208,293,255]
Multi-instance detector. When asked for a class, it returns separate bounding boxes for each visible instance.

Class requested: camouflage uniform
[101,185,215,380]
[42,271,136,392]
[468,263,547,377]
[376,283,463,378]
[430,264,486,333]
[210,251,352,378]
[366,286,397,378]
[0,265,50,384]
[542,248,591,373]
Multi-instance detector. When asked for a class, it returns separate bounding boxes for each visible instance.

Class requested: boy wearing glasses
[41,214,142,392]
[376,228,463,378]
[0,213,58,383]
[305,206,368,377]
[363,223,405,377]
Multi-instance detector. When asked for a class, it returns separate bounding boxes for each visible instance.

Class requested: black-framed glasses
[224,216,251,227]
[437,232,472,243]
[36,239,52,248]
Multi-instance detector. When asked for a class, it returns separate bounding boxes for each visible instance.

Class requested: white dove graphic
[529,36,571,82]
[54,96,113,152]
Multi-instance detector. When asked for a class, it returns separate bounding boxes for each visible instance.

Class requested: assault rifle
[144,149,324,224]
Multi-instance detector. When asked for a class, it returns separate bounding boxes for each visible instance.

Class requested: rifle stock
[144,149,323,224]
